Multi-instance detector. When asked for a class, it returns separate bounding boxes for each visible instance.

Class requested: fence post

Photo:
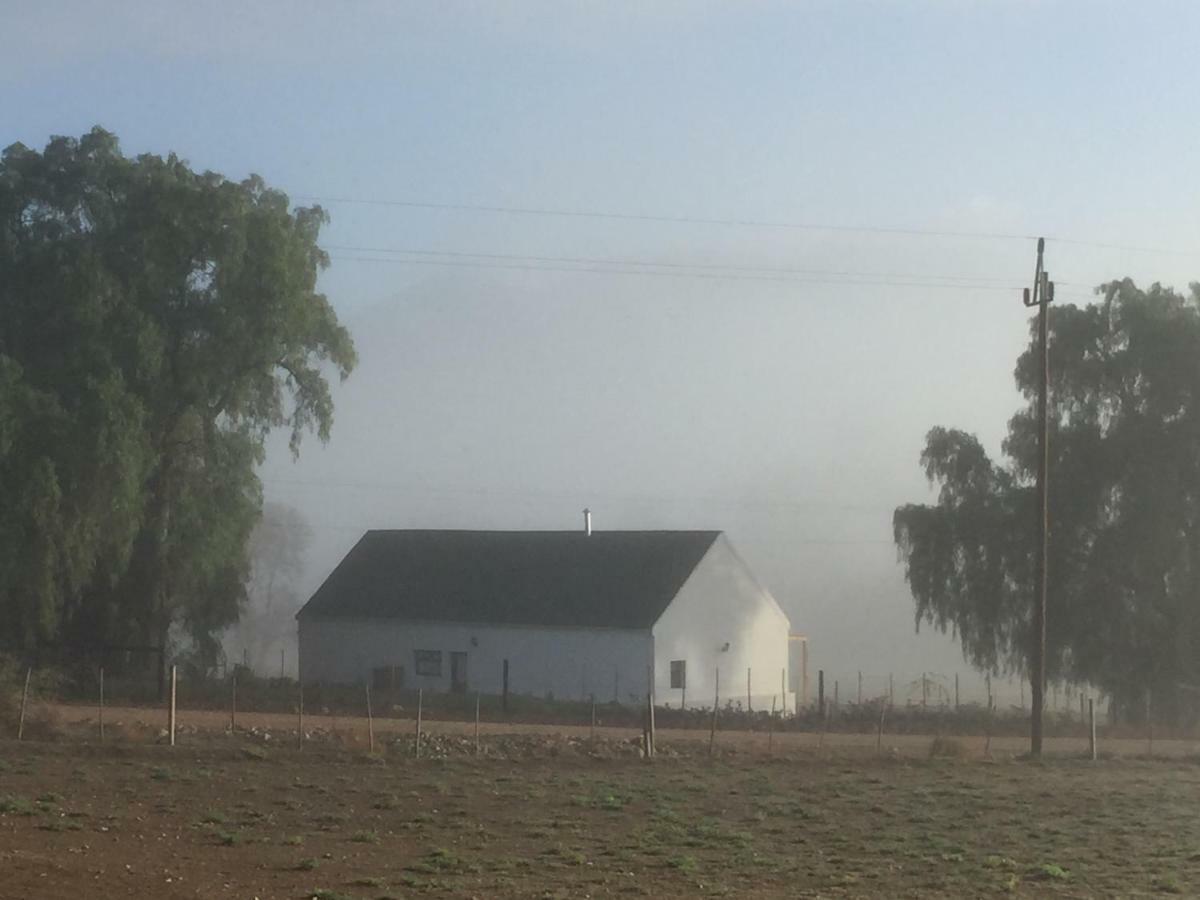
[414,687,423,758]
[647,665,656,759]
[781,668,787,716]
[876,702,887,753]
[502,659,510,714]
[1088,697,1097,761]
[365,681,374,754]
[475,692,481,756]
[17,667,31,741]
[168,665,177,747]
[709,668,719,756]
[834,680,839,709]
[955,673,959,710]
[922,672,928,708]
[857,671,862,705]
[230,672,237,733]
[889,672,894,708]
[1146,689,1153,757]
[98,667,105,744]
[297,682,305,749]
[817,670,825,717]
[768,695,776,753]
[746,667,752,714]
[590,695,596,741]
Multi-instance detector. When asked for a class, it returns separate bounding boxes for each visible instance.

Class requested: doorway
[450,651,468,693]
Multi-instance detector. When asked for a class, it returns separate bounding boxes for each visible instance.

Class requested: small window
[670,660,686,690]
[414,650,442,677]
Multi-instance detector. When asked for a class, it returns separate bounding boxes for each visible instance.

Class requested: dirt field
[3,727,1200,899]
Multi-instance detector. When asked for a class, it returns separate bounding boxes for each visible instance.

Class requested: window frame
[670,659,687,690]
[414,649,443,677]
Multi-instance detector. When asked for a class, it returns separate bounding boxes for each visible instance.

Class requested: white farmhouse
[297,527,793,709]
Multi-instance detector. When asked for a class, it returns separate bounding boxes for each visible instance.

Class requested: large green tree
[895,280,1200,721]
[0,128,355,665]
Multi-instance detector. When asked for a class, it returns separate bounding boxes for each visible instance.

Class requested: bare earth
[1,705,1198,898]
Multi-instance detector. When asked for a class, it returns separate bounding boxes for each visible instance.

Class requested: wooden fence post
[857,670,862,705]
[414,687,423,759]
[746,667,752,714]
[781,668,787,716]
[709,668,719,756]
[876,701,886,753]
[768,695,776,753]
[1146,689,1153,757]
[474,692,481,757]
[168,665,177,747]
[889,672,894,708]
[98,667,105,744]
[365,681,374,753]
[502,660,509,714]
[817,669,825,716]
[590,695,596,741]
[230,672,237,732]
[1089,697,1097,761]
[17,667,31,741]
[646,665,656,759]
[297,682,305,749]
[954,673,960,710]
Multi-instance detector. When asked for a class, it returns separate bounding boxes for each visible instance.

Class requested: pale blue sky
[4,1,1198,691]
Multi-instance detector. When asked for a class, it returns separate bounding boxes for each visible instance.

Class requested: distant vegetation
[896,281,1200,722]
[0,128,355,668]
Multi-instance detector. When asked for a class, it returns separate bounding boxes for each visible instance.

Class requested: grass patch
[0,796,34,816]
[928,736,969,758]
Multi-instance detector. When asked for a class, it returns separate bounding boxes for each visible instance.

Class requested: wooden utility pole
[1023,236,1054,757]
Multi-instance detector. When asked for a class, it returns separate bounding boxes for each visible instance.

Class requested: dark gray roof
[297,530,721,629]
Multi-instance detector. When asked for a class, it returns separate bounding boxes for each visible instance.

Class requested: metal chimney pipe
[583,508,592,536]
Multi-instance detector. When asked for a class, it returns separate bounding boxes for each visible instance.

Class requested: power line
[328,253,1025,291]
[259,474,891,515]
[326,244,1023,286]
[297,193,1200,257]
[296,194,1036,242]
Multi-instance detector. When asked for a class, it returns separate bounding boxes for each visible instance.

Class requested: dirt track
[49,702,1200,758]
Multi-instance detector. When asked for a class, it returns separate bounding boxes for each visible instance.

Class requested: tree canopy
[0,128,355,666]
[894,280,1200,719]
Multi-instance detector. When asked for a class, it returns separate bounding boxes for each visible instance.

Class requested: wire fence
[5,652,1191,761]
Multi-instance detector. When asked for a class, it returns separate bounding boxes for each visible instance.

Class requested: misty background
[5,1,1199,702]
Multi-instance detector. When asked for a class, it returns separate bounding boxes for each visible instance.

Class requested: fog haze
[7,1,1200,699]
